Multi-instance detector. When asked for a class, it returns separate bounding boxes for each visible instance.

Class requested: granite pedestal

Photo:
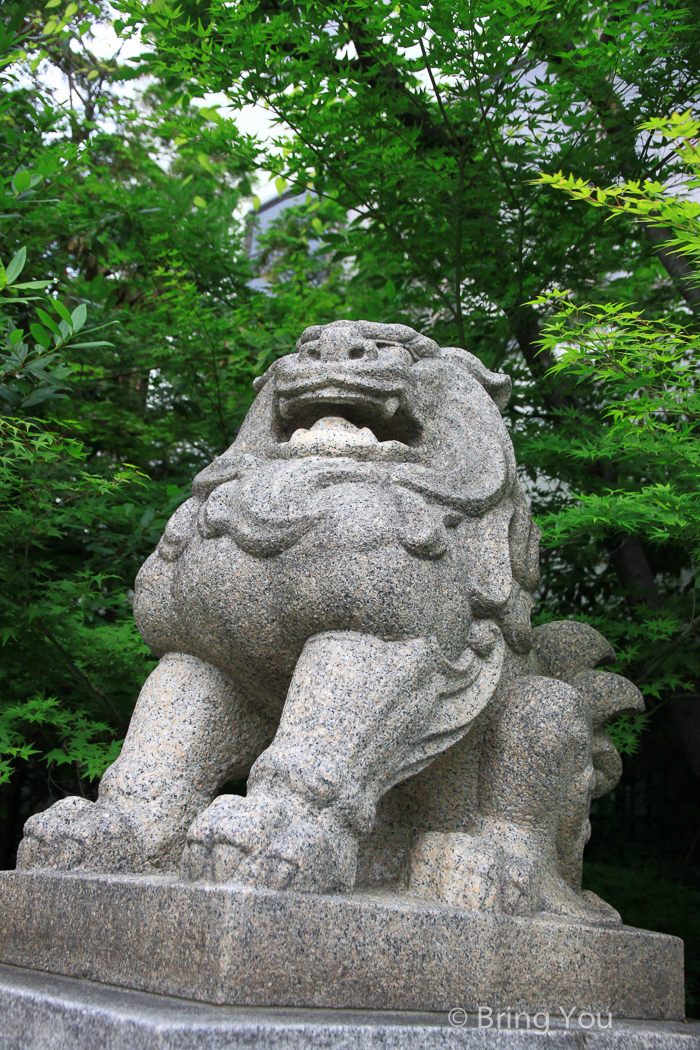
[0,870,684,1022]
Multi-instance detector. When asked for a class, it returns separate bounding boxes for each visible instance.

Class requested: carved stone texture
[17,320,644,928]
[0,872,685,1020]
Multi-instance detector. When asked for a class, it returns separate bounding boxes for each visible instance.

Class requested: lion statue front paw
[17,796,144,874]
[182,792,357,893]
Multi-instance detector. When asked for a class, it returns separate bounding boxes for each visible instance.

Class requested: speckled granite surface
[0,963,698,1050]
[0,870,684,1020]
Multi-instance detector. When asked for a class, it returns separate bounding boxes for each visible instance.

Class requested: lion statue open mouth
[17,320,643,926]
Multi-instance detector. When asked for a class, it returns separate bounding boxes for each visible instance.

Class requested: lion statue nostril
[348,347,365,360]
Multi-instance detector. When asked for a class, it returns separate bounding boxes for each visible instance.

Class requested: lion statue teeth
[17,320,643,924]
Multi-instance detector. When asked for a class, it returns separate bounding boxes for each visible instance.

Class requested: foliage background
[0,0,699,1014]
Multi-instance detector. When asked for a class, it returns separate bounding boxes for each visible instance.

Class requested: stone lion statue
[18,320,643,925]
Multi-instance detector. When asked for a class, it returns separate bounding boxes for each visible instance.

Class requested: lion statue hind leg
[406,621,644,927]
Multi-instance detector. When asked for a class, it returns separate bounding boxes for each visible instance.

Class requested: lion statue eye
[375,341,412,363]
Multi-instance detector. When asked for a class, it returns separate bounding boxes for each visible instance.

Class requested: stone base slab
[1,964,698,1050]
[0,870,685,1020]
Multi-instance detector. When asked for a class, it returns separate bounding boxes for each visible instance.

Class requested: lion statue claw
[17,321,643,923]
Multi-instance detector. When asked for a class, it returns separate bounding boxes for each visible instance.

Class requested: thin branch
[418,38,458,143]
[641,614,700,680]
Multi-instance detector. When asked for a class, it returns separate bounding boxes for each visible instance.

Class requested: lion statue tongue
[289,415,379,452]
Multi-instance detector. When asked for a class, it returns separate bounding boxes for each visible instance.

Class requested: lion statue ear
[440,347,512,412]
[252,357,286,394]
